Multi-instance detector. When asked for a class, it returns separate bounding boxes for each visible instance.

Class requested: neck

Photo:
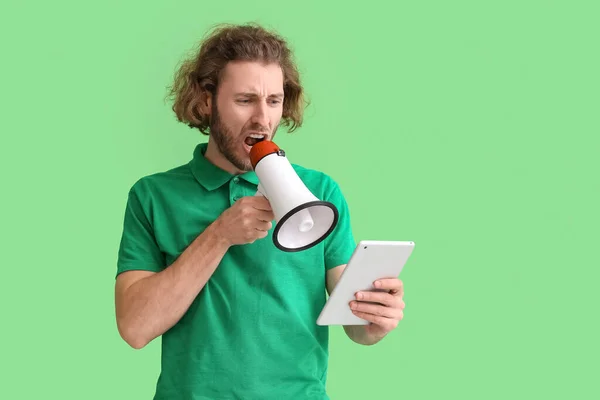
[204,138,244,175]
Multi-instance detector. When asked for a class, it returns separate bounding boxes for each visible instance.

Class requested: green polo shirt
[116,142,356,399]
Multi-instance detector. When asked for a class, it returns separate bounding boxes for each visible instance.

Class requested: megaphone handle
[255,182,267,198]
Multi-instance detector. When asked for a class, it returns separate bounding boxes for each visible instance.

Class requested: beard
[209,103,277,172]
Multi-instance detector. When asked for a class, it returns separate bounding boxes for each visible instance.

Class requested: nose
[251,101,269,128]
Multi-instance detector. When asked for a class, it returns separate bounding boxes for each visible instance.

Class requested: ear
[198,89,213,116]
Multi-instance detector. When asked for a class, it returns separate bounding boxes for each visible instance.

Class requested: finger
[254,220,273,232]
[259,211,275,222]
[256,210,275,222]
[253,229,269,239]
[351,310,399,331]
[251,197,273,211]
[374,278,403,296]
[238,196,272,211]
[355,290,397,307]
[350,301,401,319]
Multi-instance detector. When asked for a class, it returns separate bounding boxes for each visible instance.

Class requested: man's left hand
[349,278,405,341]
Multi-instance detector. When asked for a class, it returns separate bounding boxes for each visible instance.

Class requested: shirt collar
[189,142,259,190]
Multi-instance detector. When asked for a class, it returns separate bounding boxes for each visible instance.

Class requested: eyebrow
[235,92,284,98]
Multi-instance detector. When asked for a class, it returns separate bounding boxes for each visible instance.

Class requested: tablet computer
[317,240,415,326]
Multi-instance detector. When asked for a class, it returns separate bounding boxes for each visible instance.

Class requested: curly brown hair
[166,23,307,134]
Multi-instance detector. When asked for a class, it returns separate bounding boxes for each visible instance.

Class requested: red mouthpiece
[250,140,281,169]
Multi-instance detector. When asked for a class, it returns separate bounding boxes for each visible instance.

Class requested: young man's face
[206,60,284,172]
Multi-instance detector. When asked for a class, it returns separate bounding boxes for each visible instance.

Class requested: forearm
[343,325,384,346]
[117,222,230,348]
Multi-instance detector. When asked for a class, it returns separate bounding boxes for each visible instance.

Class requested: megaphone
[249,140,339,252]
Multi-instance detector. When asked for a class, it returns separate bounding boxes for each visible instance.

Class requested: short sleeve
[323,177,356,270]
[116,181,166,277]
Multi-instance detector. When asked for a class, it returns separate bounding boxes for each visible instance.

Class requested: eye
[237,99,250,104]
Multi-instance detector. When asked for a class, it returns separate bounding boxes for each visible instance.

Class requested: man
[115,23,405,399]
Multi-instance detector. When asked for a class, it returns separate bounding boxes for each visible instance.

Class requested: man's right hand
[213,196,275,246]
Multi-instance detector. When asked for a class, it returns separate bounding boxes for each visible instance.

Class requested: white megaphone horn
[249,140,339,252]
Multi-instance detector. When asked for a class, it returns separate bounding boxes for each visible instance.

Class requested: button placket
[230,177,241,204]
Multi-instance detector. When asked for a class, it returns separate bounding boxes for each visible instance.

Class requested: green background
[2,0,599,398]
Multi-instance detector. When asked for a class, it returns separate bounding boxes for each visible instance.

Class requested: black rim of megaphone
[273,200,339,252]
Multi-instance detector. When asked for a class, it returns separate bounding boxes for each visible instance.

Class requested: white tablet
[317,240,415,326]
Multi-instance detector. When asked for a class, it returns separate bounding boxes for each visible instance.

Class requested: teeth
[249,134,265,139]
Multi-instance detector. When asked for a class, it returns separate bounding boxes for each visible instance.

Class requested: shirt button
[233,177,239,183]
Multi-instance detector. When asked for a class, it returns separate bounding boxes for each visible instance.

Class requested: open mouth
[244,133,267,147]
